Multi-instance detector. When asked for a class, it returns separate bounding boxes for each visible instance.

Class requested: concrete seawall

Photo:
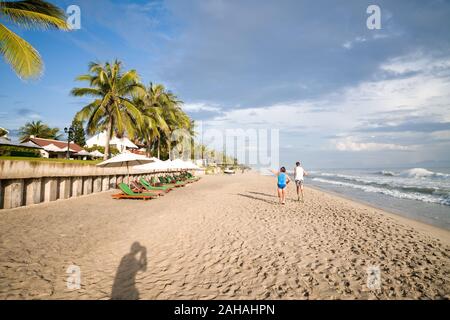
[0,160,191,210]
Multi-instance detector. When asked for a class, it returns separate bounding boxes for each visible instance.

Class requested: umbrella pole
[127,162,130,184]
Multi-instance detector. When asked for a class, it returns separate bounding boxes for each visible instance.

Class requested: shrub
[0,145,41,158]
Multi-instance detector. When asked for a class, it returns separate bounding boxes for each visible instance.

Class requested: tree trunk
[104,118,113,160]
[167,141,171,160]
[147,141,152,157]
[157,139,160,159]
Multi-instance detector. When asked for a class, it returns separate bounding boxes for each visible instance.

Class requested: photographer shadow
[111,241,147,300]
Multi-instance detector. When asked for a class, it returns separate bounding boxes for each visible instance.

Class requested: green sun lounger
[114,183,159,199]
[158,176,185,187]
[164,176,187,186]
[152,177,178,188]
[140,178,172,192]
[186,172,200,181]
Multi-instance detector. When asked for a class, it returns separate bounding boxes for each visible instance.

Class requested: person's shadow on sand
[237,193,277,204]
[111,242,147,300]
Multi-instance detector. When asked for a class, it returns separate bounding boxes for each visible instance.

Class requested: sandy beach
[0,172,449,300]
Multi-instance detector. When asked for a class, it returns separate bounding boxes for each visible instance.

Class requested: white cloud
[381,52,450,75]
[183,102,222,112]
[430,130,450,141]
[201,51,450,158]
[342,41,352,49]
[333,138,412,152]
[342,37,370,50]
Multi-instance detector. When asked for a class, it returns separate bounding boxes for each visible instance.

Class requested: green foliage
[0,145,41,157]
[72,60,144,159]
[19,120,61,141]
[84,145,119,156]
[0,0,69,79]
[0,127,8,137]
[70,119,86,146]
[0,156,101,165]
[132,82,191,159]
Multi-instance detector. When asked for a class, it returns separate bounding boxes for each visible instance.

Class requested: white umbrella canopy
[164,159,184,170]
[170,159,187,170]
[97,153,155,168]
[90,150,104,158]
[169,159,201,170]
[133,158,170,172]
[75,150,91,156]
[183,160,201,170]
[97,153,156,183]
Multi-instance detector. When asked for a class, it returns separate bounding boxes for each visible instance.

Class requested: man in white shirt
[294,162,308,202]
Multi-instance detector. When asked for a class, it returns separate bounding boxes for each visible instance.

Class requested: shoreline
[306,184,450,245]
[0,172,449,299]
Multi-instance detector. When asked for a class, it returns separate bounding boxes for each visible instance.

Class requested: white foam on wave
[400,168,450,179]
[312,178,450,206]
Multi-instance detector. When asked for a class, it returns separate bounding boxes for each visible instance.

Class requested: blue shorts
[277,184,286,189]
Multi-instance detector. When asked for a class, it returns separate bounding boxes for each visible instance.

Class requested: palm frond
[71,87,103,97]
[0,23,42,78]
[1,6,68,30]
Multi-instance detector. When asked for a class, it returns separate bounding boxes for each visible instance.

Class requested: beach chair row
[112,172,201,200]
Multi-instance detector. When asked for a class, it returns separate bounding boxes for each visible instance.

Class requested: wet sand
[0,172,449,299]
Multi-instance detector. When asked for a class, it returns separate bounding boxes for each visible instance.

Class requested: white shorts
[295,179,304,187]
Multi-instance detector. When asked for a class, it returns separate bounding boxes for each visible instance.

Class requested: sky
[1,0,450,168]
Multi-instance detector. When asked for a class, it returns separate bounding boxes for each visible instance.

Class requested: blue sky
[1,0,450,168]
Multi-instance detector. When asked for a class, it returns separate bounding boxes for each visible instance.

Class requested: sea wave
[312,178,450,206]
[375,170,397,177]
[371,168,450,179]
[399,168,450,179]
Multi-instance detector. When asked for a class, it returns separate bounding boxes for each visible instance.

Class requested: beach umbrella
[170,159,188,170]
[183,160,201,170]
[75,150,90,156]
[133,158,170,172]
[97,153,155,183]
[163,159,176,171]
[90,150,104,158]
[75,150,91,160]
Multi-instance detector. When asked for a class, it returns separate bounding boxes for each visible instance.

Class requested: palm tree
[157,88,190,159]
[132,83,170,157]
[134,83,190,159]
[71,60,144,160]
[0,0,69,79]
[0,127,8,137]
[19,120,60,141]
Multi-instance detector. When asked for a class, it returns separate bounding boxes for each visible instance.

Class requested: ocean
[303,167,450,230]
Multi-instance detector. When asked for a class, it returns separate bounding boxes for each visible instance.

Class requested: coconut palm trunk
[104,118,113,160]
[157,139,161,159]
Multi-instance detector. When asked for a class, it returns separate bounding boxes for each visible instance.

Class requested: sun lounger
[151,177,179,188]
[157,176,184,187]
[140,178,172,192]
[130,180,165,196]
[162,176,187,186]
[112,183,158,200]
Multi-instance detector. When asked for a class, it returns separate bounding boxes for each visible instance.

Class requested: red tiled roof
[29,137,84,152]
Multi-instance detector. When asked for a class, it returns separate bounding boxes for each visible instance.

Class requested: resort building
[86,131,138,154]
[26,137,86,159]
